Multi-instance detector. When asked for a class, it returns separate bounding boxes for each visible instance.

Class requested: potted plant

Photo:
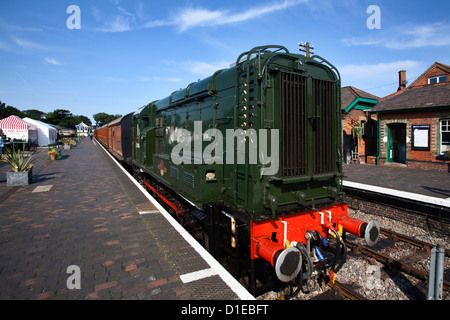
[1,146,36,186]
[61,138,72,150]
[48,150,59,161]
[351,120,362,142]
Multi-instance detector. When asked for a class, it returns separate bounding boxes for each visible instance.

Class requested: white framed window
[428,75,447,84]
[440,119,450,154]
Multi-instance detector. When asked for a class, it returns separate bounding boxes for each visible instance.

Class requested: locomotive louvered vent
[312,78,336,174]
[170,166,179,180]
[281,72,336,178]
[281,72,307,177]
[183,171,195,188]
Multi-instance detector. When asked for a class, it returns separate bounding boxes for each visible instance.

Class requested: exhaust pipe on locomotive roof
[337,215,380,247]
[256,238,302,282]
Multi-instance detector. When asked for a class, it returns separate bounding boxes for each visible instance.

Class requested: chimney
[398,70,407,91]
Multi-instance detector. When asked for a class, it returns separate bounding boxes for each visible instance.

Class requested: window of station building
[428,75,447,84]
[440,119,450,154]
[361,120,366,136]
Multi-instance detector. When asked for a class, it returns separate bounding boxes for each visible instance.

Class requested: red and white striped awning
[0,115,29,130]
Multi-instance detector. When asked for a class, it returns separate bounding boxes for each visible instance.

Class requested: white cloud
[92,0,306,33]
[0,41,10,51]
[182,60,231,77]
[173,7,224,32]
[103,15,132,32]
[339,60,422,78]
[138,77,151,82]
[12,36,52,51]
[342,22,450,49]
[339,60,425,96]
[342,37,383,47]
[105,76,127,83]
[44,57,64,66]
[15,71,28,85]
[386,22,450,49]
[92,5,133,32]
[144,0,307,32]
[136,2,144,19]
[152,76,183,83]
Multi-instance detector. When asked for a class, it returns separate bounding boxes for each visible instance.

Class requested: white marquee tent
[22,117,57,146]
[0,115,38,144]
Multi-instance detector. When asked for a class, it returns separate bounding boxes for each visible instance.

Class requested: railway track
[332,280,367,300]
[379,228,450,257]
[343,227,449,295]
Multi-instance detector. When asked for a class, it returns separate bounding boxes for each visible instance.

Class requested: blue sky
[1,0,449,124]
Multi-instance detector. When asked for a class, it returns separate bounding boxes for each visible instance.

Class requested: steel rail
[333,280,367,300]
[380,227,450,257]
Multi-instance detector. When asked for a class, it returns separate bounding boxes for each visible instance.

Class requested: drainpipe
[376,112,381,166]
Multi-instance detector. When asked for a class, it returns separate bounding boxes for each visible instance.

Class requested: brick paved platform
[0,138,254,300]
[343,163,450,200]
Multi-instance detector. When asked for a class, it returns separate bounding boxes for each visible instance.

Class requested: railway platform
[343,163,450,206]
[0,138,254,300]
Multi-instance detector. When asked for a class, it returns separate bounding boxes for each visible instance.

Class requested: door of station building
[387,123,406,163]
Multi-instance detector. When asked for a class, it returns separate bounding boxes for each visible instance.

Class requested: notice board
[412,125,430,151]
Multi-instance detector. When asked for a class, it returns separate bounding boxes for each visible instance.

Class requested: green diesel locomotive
[131,45,379,295]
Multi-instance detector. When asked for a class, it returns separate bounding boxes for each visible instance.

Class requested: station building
[76,121,91,138]
[370,62,450,171]
[341,86,379,164]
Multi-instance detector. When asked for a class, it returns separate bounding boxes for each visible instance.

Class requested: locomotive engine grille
[281,72,337,178]
[312,78,337,174]
[281,72,307,177]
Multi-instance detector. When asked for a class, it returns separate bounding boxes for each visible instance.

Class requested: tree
[23,109,46,120]
[0,100,25,119]
[0,102,93,129]
[45,109,91,128]
[73,115,92,126]
[45,109,72,125]
[93,112,121,126]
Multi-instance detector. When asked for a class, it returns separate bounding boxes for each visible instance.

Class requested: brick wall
[342,110,377,164]
[378,110,450,170]
[344,188,450,235]
[410,67,450,88]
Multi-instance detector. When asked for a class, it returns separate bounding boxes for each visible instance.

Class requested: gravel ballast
[258,208,449,300]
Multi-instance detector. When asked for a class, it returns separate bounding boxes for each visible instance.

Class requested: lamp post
[75,125,80,142]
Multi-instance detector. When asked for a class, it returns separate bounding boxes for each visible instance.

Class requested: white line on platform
[139,210,160,215]
[180,268,218,284]
[343,180,450,208]
[95,139,255,300]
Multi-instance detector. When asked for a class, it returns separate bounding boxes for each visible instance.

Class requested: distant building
[371,62,450,171]
[76,122,90,137]
[341,86,379,164]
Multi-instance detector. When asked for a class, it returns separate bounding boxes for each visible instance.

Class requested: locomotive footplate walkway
[0,138,253,300]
